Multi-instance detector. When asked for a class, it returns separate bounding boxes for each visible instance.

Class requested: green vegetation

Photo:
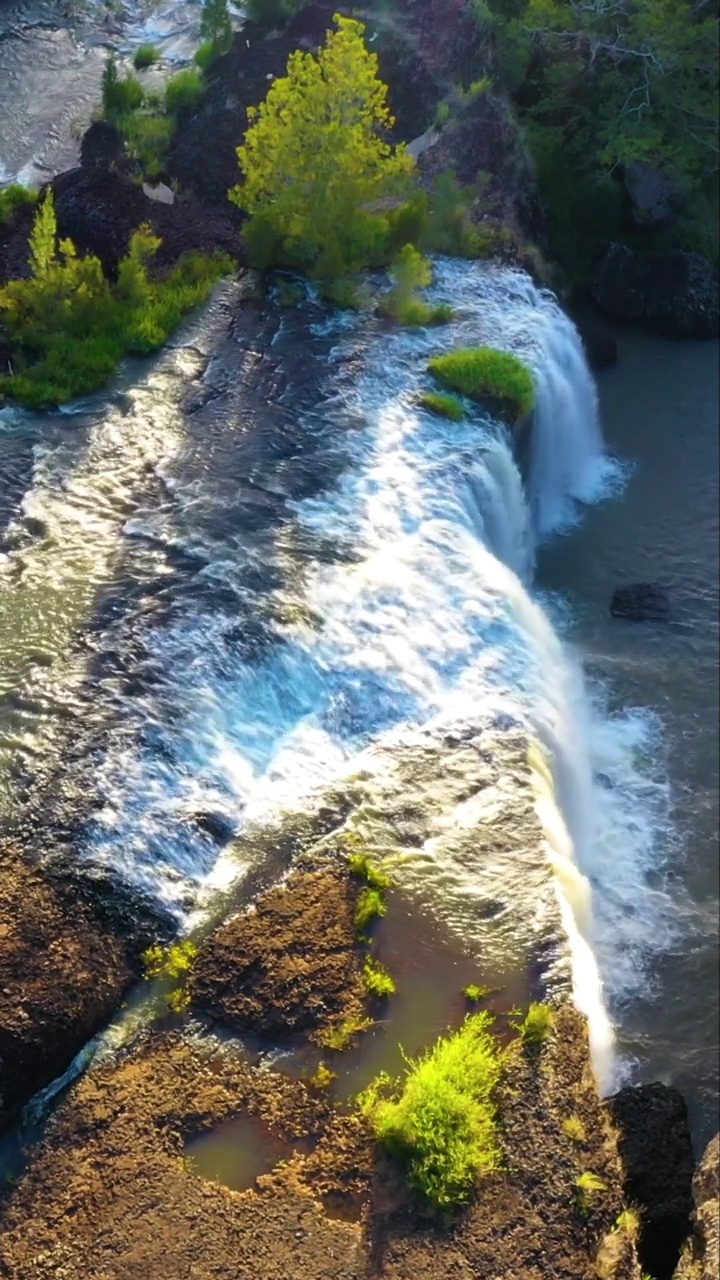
[364,956,396,998]
[513,1001,554,1047]
[378,244,453,327]
[133,44,160,70]
[165,68,205,114]
[309,1062,337,1089]
[0,184,37,225]
[230,16,414,279]
[462,983,492,1003]
[615,1207,641,1237]
[419,391,464,421]
[576,1170,607,1217]
[143,938,198,1014]
[0,194,232,407]
[200,0,233,60]
[319,1014,373,1051]
[360,1012,502,1213]
[245,0,303,28]
[474,0,719,275]
[355,886,387,935]
[347,851,392,893]
[428,346,534,424]
[563,1114,587,1144]
[101,54,144,121]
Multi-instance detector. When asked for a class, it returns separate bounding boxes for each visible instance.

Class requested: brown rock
[675,1134,720,1280]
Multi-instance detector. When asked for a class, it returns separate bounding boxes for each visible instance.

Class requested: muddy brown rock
[0,843,162,1134]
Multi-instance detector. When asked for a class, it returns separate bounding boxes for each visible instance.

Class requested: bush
[0,194,233,407]
[319,1014,373,1051]
[194,40,216,72]
[0,184,36,225]
[419,391,463,420]
[515,1001,554,1047]
[364,956,396,998]
[133,44,160,70]
[423,171,479,258]
[120,111,175,179]
[360,1012,502,1212]
[462,983,491,1002]
[427,346,534,424]
[378,245,454,327]
[165,69,205,114]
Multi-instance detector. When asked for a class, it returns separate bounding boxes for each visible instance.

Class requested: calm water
[539,330,720,1149]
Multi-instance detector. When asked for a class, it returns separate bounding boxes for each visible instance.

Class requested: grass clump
[133,44,160,70]
[0,184,36,225]
[364,956,396,998]
[319,1014,373,1052]
[513,1001,554,1047]
[419,391,464,421]
[378,244,453,327]
[428,346,534,425]
[563,1114,587,1144]
[0,194,232,407]
[165,69,205,114]
[462,983,492,1003]
[360,1012,502,1213]
[576,1170,607,1217]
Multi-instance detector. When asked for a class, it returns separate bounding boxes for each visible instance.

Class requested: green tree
[200,0,233,57]
[28,191,57,278]
[230,14,414,276]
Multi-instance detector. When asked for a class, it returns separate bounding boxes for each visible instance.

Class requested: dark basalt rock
[674,1133,719,1280]
[80,119,123,169]
[574,313,619,371]
[592,242,719,339]
[608,1081,696,1280]
[611,583,670,622]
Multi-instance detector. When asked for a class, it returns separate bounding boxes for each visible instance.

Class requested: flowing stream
[1,0,717,1152]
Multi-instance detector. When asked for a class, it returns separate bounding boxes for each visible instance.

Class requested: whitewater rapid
[0,259,676,1091]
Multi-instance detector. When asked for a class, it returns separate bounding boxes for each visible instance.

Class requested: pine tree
[200,0,233,57]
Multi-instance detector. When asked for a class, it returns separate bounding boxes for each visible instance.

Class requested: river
[0,0,718,1153]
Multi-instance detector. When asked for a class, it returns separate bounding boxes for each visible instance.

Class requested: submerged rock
[611,583,670,622]
[608,1082,696,1280]
[592,243,719,339]
[675,1133,720,1280]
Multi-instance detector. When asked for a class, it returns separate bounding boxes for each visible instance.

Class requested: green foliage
[194,41,217,72]
[422,172,481,258]
[347,852,392,892]
[200,0,233,58]
[120,111,175,179]
[0,184,37,225]
[364,956,396,998]
[378,244,452,326]
[563,1114,587,1144]
[513,1001,554,1047]
[245,0,302,27]
[309,1062,337,1089]
[480,0,719,269]
[428,346,534,424]
[0,194,232,407]
[319,1014,373,1051]
[133,44,160,70]
[576,1169,607,1217]
[230,15,414,278]
[434,100,451,128]
[360,1013,502,1212]
[462,983,492,1003]
[165,69,205,114]
[142,938,198,981]
[355,886,387,935]
[102,54,144,121]
[419,391,464,421]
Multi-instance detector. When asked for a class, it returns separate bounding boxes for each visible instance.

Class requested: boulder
[623,162,673,227]
[674,1133,719,1280]
[80,119,122,170]
[611,583,670,622]
[592,243,719,339]
[607,1082,696,1280]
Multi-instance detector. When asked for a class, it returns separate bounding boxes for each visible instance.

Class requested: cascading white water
[0,258,675,1093]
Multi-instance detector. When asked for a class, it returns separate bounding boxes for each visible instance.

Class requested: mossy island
[427,346,535,427]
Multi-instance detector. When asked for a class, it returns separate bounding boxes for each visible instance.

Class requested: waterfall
[1,258,672,1092]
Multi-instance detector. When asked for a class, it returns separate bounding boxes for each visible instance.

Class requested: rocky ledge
[592,243,719,340]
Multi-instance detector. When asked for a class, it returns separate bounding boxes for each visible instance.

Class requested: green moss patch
[427,346,534,425]
[418,391,464,421]
[360,1012,502,1213]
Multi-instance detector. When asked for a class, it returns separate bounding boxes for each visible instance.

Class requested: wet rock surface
[608,1081,696,1280]
[0,842,165,1134]
[611,583,671,622]
[674,1133,720,1280]
[592,243,719,339]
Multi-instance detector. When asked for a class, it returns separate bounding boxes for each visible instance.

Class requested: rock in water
[674,1133,720,1280]
[607,1082,696,1280]
[592,243,719,339]
[610,583,670,622]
